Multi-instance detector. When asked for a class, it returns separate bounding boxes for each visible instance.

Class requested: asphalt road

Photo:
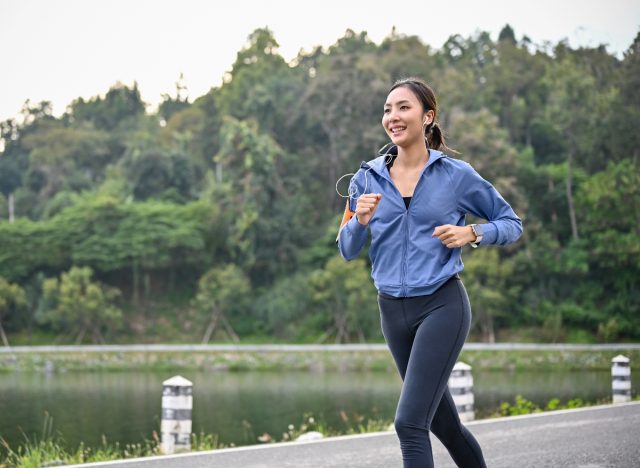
[72,401,640,468]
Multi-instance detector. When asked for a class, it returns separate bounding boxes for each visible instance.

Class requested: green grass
[2,348,639,373]
[4,397,637,467]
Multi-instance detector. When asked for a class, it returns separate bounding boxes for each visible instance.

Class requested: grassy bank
[2,397,639,467]
[1,347,639,373]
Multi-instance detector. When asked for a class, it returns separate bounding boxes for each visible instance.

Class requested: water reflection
[0,369,636,452]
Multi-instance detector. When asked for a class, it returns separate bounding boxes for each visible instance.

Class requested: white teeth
[391,126,406,133]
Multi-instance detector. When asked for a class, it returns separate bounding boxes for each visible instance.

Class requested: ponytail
[425,121,457,154]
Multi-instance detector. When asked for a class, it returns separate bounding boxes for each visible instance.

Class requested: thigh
[397,280,471,424]
[377,294,413,380]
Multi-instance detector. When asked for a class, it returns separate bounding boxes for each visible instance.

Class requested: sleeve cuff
[479,222,498,245]
[346,214,368,236]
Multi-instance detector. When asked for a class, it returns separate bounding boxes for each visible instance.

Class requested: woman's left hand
[432,225,476,249]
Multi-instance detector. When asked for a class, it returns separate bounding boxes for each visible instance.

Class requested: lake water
[0,368,637,453]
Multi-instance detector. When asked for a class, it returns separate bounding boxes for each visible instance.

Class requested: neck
[396,141,430,169]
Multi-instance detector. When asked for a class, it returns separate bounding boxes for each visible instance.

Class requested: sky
[1,0,639,123]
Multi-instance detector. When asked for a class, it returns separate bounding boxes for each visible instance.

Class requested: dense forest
[0,25,638,344]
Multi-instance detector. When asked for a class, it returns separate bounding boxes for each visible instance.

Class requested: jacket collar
[360,145,447,184]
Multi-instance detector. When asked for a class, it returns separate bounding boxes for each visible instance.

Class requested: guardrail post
[449,361,474,422]
[161,375,193,454]
[611,355,631,403]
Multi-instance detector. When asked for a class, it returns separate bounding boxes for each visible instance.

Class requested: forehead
[384,86,419,106]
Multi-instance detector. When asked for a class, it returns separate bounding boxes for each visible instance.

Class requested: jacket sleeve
[455,161,523,246]
[336,170,369,260]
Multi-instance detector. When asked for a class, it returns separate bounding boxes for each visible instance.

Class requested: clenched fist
[432,224,476,248]
[356,193,382,225]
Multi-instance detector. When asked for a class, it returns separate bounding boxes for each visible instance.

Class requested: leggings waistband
[378,274,460,300]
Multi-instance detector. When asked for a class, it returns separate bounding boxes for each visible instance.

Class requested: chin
[389,136,406,146]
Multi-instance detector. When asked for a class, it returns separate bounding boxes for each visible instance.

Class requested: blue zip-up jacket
[337,149,523,297]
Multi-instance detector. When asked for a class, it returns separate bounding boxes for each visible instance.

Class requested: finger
[438,231,456,242]
[360,199,381,209]
[357,205,376,214]
[432,224,451,237]
[446,239,462,249]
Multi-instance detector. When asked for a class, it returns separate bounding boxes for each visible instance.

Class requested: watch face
[474,224,484,236]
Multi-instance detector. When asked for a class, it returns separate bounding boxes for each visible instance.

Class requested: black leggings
[377,276,487,468]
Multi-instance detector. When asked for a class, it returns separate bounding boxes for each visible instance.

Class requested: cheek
[381,116,388,128]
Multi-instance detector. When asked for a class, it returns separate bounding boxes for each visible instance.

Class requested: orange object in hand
[335,199,356,243]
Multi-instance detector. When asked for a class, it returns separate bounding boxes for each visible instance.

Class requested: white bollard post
[449,361,475,422]
[611,355,631,404]
[161,375,193,454]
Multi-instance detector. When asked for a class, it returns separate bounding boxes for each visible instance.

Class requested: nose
[384,109,399,125]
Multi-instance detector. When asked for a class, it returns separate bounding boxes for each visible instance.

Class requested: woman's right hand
[355,193,382,225]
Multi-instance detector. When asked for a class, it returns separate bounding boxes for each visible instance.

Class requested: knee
[394,415,427,440]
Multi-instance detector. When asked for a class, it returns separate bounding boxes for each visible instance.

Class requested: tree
[484,34,548,145]
[0,101,57,222]
[463,249,517,342]
[22,123,111,200]
[576,158,640,335]
[296,30,387,209]
[158,73,190,122]
[212,117,306,285]
[38,266,123,343]
[217,27,296,132]
[0,156,21,222]
[308,256,379,343]
[0,277,27,347]
[446,107,525,211]
[498,24,516,44]
[543,55,599,240]
[609,31,640,161]
[378,29,436,84]
[191,264,250,343]
[68,82,146,131]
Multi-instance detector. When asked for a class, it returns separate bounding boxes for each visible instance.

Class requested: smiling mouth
[390,126,406,135]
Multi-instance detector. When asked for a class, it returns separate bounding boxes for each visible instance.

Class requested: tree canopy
[1,26,638,343]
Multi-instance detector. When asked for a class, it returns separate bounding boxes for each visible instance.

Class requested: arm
[336,171,370,260]
[456,162,523,246]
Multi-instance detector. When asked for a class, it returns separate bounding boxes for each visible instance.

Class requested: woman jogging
[336,77,523,467]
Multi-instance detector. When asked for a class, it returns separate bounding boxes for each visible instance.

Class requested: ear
[423,109,435,126]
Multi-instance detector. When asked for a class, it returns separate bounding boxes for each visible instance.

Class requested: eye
[383,108,390,114]
[400,105,409,110]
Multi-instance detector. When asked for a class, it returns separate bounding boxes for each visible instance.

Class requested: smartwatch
[469,224,484,248]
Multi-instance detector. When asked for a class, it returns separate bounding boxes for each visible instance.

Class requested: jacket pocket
[440,247,453,264]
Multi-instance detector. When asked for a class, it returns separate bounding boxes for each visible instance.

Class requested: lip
[389,125,407,136]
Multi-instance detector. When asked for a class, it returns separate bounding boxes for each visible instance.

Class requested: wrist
[469,224,484,248]
[468,225,477,242]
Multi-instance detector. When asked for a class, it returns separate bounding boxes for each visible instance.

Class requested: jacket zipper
[401,210,409,297]
[379,164,409,295]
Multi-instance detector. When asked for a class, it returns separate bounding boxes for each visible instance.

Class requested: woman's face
[382,86,433,148]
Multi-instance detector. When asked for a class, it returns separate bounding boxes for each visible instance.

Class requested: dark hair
[389,77,454,153]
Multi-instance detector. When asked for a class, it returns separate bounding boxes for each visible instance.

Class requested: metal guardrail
[1,343,639,353]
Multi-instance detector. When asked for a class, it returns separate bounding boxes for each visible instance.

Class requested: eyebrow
[384,99,411,108]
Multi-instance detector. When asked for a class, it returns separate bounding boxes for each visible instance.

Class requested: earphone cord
[335,121,432,202]
[335,143,396,202]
